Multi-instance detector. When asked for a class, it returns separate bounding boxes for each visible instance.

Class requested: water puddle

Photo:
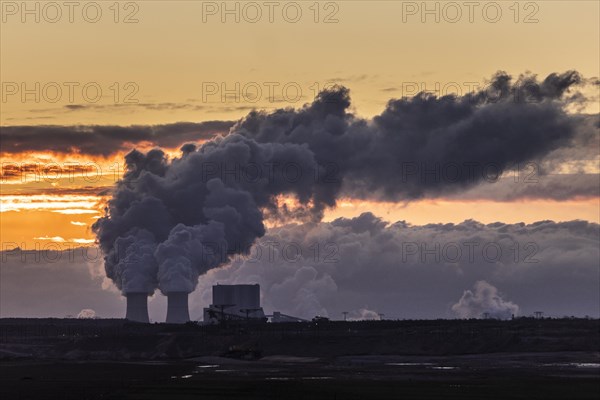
[170,375,193,379]
[385,362,434,366]
[543,363,600,368]
[302,376,333,380]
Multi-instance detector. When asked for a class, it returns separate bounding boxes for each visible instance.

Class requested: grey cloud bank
[6,214,595,320]
[192,214,599,320]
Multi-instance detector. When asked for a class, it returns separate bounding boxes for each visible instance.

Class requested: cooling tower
[125,293,150,323]
[166,292,190,324]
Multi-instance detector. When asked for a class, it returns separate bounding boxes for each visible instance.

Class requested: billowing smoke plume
[452,281,519,319]
[93,71,587,296]
[109,230,158,293]
[234,71,585,202]
[349,308,381,321]
[94,135,321,294]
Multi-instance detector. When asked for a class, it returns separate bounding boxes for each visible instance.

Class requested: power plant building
[203,284,265,323]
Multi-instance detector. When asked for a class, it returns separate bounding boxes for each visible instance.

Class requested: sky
[1,0,599,320]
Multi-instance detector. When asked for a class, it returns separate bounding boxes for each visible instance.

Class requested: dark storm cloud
[0,121,234,157]
[92,71,597,297]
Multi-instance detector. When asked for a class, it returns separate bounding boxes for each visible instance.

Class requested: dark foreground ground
[1,318,598,399]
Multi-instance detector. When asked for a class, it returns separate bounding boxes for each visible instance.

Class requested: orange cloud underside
[2,195,599,250]
[324,198,600,226]
[2,152,598,247]
[1,210,97,249]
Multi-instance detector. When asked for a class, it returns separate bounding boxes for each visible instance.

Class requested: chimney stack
[166,292,190,323]
[125,293,150,323]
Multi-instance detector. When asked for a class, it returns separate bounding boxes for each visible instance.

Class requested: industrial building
[124,283,300,324]
[270,311,307,323]
[203,284,266,323]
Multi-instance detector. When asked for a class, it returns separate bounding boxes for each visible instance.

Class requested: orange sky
[1,0,599,248]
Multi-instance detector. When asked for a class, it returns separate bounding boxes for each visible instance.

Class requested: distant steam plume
[77,309,97,319]
[452,281,519,319]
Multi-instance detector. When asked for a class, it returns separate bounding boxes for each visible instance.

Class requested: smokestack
[125,293,150,323]
[166,292,190,324]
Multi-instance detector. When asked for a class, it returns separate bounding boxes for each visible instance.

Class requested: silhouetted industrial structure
[166,292,190,324]
[534,311,544,319]
[269,311,307,323]
[203,284,265,323]
[125,293,149,323]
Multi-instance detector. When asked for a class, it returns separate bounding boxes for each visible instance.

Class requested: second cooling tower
[165,292,190,324]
